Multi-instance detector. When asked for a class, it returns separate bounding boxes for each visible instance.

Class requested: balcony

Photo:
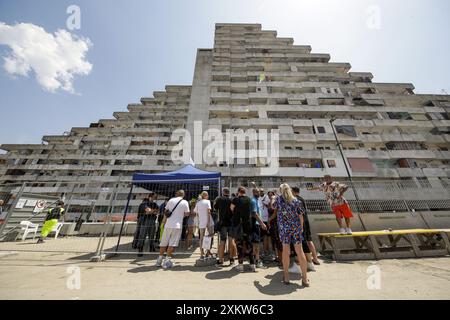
[373,119,434,129]
[422,168,447,177]
[381,133,426,142]
[396,168,424,177]
[343,150,369,158]
[279,150,322,158]
[293,134,316,142]
[360,134,382,143]
[315,134,335,142]
[388,150,436,159]
[375,168,399,178]
[432,120,450,127]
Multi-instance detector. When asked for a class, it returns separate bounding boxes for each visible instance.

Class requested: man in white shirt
[156,190,190,268]
[194,191,213,259]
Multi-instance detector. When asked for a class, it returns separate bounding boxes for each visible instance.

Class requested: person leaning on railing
[36,200,65,244]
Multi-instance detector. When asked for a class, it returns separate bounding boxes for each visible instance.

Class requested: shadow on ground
[254,272,305,295]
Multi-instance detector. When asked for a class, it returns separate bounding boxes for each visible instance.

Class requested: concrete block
[420,211,450,229]
[359,211,428,231]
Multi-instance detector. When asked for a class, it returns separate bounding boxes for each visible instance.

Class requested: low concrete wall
[308,213,364,247]
[420,211,450,229]
[359,212,428,230]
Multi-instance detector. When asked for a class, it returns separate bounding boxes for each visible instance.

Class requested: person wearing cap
[37,200,65,244]
[132,192,159,256]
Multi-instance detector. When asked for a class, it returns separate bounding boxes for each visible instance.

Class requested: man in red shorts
[318,175,353,235]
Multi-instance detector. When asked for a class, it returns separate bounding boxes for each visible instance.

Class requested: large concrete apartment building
[1,23,450,217]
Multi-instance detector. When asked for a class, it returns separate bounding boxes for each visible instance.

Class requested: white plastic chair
[50,222,64,239]
[19,221,39,241]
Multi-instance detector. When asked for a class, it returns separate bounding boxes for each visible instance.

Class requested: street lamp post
[329,118,362,208]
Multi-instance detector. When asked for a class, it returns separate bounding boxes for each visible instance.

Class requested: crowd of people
[134,175,354,287]
[29,174,353,286]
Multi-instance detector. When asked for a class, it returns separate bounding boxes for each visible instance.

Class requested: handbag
[202,230,212,250]
[164,199,183,218]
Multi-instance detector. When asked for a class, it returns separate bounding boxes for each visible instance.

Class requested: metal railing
[0,179,450,258]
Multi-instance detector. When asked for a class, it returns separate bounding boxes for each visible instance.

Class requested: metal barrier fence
[1,179,450,258]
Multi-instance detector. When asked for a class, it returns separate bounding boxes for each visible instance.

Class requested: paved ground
[0,250,449,300]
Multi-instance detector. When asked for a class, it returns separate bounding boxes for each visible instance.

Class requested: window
[327,160,336,168]
[317,126,326,134]
[387,112,412,120]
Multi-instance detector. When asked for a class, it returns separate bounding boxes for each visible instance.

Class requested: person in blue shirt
[250,188,267,269]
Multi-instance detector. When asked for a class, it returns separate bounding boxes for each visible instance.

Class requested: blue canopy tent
[114,165,221,252]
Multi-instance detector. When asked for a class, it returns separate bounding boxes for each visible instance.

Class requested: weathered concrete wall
[186,49,213,166]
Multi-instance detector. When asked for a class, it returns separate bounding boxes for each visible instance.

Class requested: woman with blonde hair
[273,183,309,286]
[194,191,214,259]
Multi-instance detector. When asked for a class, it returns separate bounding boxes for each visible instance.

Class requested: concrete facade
[1,23,450,215]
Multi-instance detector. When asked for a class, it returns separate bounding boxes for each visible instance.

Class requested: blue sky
[0,0,449,146]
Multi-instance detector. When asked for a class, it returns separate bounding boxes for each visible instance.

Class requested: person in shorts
[230,186,255,272]
[315,175,354,235]
[214,187,237,267]
[292,187,320,270]
[156,190,190,268]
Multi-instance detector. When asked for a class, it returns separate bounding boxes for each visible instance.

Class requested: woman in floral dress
[273,183,309,286]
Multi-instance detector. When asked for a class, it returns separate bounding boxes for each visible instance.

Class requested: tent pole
[115,183,134,253]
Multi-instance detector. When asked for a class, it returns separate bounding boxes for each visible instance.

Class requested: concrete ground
[0,250,449,300]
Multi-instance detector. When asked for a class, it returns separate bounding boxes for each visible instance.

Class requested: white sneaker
[339,228,346,235]
[155,255,164,267]
[307,262,316,272]
[162,257,173,269]
[288,263,302,275]
[249,264,257,272]
[256,261,268,269]
[346,228,353,235]
[235,264,244,273]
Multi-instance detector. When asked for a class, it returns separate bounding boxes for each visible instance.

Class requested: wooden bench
[318,229,450,261]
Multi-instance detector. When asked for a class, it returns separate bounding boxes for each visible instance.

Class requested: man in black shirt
[132,192,159,256]
[214,188,237,266]
[230,186,255,272]
[292,187,320,268]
